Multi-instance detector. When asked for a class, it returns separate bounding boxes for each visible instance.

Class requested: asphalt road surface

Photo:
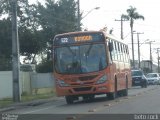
[1,85,160,120]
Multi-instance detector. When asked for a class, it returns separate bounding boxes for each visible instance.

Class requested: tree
[122,6,144,68]
[0,0,47,64]
[0,19,12,58]
[36,58,53,73]
[0,0,79,71]
[0,19,12,70]
[35,0,78,44]
[19,27,46,63]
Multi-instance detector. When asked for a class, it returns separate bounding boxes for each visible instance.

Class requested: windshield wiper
[66,46,75,56]
[83,44,93,66]
[86,44,93,56]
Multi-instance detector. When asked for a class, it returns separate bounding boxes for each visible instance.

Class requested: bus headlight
[96,75,107,84]
[57,80,70,87]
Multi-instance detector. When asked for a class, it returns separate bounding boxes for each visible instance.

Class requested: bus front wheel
[107,78,117,100]
[65,96,74,104]
[83,95,95,102]
[107,92,116,100]
[123,89,128,96]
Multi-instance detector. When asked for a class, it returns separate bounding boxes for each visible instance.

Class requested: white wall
[0,71,54,99]
[31,73,54,88]
[20,72,31,94]
[0,71,13,99]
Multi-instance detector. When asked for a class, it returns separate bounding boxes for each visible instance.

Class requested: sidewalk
[0,96,60,113]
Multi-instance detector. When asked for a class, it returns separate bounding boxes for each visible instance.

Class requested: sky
[29,0,160,64]
[79,0,160,64]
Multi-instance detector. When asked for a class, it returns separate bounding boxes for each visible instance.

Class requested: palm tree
[122,6,144,68]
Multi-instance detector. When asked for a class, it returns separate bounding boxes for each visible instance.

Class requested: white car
[146,73,160,85]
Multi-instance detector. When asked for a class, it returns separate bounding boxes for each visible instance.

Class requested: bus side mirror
[109,42,113,51]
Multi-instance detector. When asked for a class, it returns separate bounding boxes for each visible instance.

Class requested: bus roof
[54,31,103,37]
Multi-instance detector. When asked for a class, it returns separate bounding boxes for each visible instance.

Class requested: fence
[0,71,54,99]
[30,73,55,95]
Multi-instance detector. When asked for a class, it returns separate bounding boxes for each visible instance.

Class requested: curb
[0,97,60,113]
[0,107,15,113]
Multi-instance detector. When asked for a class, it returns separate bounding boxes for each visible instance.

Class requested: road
[1,85,160,120]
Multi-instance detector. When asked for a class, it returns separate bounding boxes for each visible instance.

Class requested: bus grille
[73,87,92,92]
[70,82,94,86]
[78,75,98,81]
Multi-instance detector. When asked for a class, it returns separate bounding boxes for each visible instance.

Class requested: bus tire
[65,96,74,104]
[123,89,128,96]
[123,77,128,96]
[108,78,117,100]
[83,95,95,102]
[107,92,116,100]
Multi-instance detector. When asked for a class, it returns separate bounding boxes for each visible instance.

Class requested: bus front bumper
[56,83,111,96]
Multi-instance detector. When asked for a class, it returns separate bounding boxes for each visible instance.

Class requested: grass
[0,93,55,108]
[21,93,55,102]
[0,98,13,108]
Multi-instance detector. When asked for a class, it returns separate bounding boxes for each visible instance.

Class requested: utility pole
[157,48,160,73]
[149,41,152,72]
[77,0,80,31]
[133,32,144,68]
[146,41,155,72]
[11,0,20,102]
[115,15,128,39]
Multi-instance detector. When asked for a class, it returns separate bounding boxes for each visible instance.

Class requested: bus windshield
[54,43,107,74]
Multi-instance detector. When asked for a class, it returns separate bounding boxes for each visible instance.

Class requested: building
[130,60,158,73]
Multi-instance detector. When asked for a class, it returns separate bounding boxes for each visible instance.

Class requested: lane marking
[23,106,55,114]
[88,109,96,112]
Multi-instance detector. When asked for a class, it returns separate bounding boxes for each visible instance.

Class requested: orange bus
[53,31,132,104]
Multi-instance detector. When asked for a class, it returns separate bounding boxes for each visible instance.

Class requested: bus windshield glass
[54,43,107,74]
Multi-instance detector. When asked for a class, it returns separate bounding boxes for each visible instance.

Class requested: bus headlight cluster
[57,80,70,87]
[96,75,107,84]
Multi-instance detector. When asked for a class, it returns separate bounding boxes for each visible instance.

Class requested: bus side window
[125,45,128,62]
[127,46,130,63]
[117,42,121,61]
[114,41,117,61]
[108,39,113,50]
[120,44,122,61]
[109,39,115,61]
[108,39,113,62]
[112,40,116,60]
[123,45,126,62]
[125,46,129,63]
[121,44,124,62]
[115,42,119,60]
[114,41,118,61]
[119,43,122,61]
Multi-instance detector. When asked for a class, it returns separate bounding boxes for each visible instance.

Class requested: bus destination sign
[53,33,105,45]
[74,35,92,42]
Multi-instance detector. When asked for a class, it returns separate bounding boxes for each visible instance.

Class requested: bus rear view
[53,31,131,104]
